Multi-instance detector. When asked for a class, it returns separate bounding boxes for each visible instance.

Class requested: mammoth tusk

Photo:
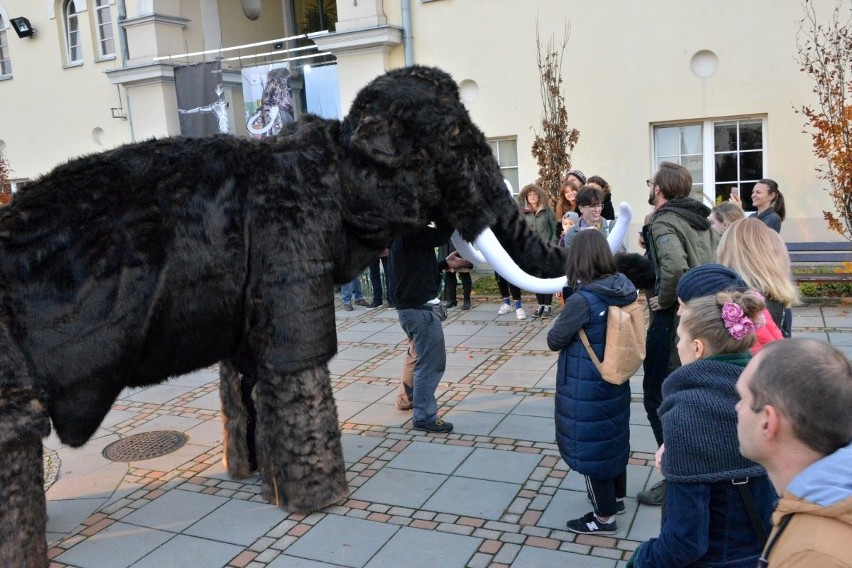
[465,202,634,295]
[607,202,633,252]
[474,228,567,293]
[246,106,281,135]
[451,231,487,264]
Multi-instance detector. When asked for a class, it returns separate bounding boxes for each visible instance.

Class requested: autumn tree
[0,151,11,206]
[796,0,852,240]
[531,23,580,206]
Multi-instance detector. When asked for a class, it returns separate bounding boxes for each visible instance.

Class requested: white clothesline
[152,30,329,62]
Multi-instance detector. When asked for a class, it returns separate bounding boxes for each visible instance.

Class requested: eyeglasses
[646,179,655,187]
[581,204,603,210]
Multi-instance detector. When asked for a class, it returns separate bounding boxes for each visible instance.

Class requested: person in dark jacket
[628,289,776,567]
[547,229,638,535]
[390,222,469,433]
[639,162,719,506]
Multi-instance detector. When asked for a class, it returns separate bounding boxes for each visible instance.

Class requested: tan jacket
[763,444,852,567]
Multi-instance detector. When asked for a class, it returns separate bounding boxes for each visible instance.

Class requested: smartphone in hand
[730,187,740,200]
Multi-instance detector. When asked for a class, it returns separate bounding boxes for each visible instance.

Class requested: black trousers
[495,273,521,301]
[369,257,390,304]
[443,271,471,303]
[535,293,553,306]
[643,307,679,446]
[585,469,627,517]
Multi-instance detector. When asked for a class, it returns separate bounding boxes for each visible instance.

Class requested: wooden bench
[786,242,852,283]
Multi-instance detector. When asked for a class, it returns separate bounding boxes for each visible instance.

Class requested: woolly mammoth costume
[0,66,631,566]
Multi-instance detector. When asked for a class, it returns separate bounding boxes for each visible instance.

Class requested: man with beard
[637,162,719,506]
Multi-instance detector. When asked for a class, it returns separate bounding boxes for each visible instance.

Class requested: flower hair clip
[721,302,756,341]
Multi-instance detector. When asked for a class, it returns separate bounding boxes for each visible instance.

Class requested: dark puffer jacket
[547,273,637,479]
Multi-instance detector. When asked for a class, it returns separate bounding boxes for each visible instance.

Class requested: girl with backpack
[547,229,638,535]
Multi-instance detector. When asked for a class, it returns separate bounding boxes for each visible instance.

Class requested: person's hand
[446,251,472,270]
[648,296,661,311]
[637,233,646,249]
[655,444,665,473]
[730,187,742,206]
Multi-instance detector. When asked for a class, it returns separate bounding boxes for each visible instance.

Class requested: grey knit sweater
[659,353,767,483]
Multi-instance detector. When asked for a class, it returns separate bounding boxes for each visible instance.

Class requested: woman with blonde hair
[716,217,798,336]
[709,201,744,235]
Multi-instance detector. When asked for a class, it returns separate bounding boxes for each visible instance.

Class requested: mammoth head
[341,66,502,240]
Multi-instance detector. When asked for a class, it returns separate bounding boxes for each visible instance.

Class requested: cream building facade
[0,0,843,242]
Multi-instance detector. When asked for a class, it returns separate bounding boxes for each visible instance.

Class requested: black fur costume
[0,66,567,566]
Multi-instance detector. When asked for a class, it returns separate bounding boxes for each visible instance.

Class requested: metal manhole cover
[103,430,188,462]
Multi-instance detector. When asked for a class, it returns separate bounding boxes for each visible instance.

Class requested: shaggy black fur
[615,253,656,292]
[0,66,566,565]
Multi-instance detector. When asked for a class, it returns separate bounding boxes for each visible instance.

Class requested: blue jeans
[397,308,446,424]
[341,277,364,304]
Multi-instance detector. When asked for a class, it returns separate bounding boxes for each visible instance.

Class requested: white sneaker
[516,307,526,320]
[497,303,512,315]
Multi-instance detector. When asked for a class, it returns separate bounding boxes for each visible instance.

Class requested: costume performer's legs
[220,360,258,478]
[253,365,348,511]
[0,312,51,567]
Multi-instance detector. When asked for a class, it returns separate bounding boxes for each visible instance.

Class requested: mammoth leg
[0,321,51,567]
[253,364,348,512]
[220,360,258,479]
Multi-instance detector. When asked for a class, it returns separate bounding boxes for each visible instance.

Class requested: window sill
[0,74,12,81]
[62,61,84,70]
[96,55,117,63]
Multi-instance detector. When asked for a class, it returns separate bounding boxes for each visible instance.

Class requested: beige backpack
[578,300,646,385]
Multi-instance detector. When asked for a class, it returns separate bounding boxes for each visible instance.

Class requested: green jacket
[522,208,558,246]
[644,199,718,310]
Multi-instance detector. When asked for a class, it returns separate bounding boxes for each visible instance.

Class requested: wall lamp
[10,17,36,39]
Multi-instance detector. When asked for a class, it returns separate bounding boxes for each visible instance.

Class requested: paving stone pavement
[43,301,850,567]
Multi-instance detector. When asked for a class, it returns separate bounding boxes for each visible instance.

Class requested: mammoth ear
[350,115,403,167]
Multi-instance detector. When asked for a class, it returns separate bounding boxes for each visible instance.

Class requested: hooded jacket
[643,198,719,310]
[547,273,637,479]
[762,442,852,567]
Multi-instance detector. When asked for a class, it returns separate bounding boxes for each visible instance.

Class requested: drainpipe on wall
[401,0,413,66]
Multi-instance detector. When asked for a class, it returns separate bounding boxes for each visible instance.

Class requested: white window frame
[64,0,83,65]
[487,136,519,195]
[0,13,11,78]
[94,0,115,59]
[651,116,768,210]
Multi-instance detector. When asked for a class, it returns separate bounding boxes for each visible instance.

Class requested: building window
[94,0,114,58]
[65,0,82,64]
[652,117,766,210]
[0,15,11,77]
[488,137,519,195]
[292,0,337,34]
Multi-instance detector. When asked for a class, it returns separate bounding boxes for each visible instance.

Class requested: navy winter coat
[547,273,637,479]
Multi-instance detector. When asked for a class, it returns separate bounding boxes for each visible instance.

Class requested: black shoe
[412,419,453,433]
[637,479,667,506]
[365,300,383,308]
[442,300,457,308]
[354,299,370,307]
[461,300,471,310]
[343,303,353,311]
[541,305,552,318]
[531,305,545,318]
[565,512,618,535]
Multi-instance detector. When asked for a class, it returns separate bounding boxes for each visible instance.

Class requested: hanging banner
[175,60,230,137]
[241,63,296,138]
